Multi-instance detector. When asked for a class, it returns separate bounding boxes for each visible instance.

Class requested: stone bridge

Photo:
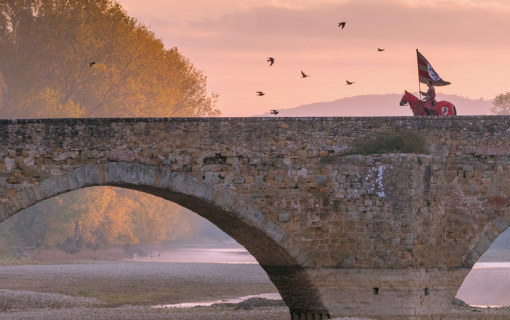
[0,116,510,319]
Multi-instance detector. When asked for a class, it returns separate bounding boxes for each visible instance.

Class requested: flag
[417,49,451,86]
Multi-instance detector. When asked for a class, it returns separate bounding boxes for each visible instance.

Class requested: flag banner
[417,49,451,86]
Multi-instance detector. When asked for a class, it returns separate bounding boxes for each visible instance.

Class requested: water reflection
[472,262,510,269]
[153,293,282,308]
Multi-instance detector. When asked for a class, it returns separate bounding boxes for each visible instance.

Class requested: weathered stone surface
[2,116,510,318]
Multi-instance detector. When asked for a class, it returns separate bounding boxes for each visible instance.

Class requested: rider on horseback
[419,80,436,113]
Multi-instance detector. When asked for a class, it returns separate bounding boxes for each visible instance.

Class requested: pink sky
[117,0,510,116]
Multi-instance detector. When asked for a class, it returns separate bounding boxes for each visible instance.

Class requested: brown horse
[400,91,457,116]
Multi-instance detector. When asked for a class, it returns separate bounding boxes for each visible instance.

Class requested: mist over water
[132,243,258,264]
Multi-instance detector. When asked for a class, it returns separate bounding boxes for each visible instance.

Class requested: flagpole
[417,49,421,99]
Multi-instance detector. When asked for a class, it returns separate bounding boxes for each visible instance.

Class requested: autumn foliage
[0,187,194,252]
[0,0,223,254]
[0,0,220,118]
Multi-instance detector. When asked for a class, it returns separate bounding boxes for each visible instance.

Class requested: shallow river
[135,245,510,308]
[154,293,282,308]
[457,262,510,307]
[133,244,280,307]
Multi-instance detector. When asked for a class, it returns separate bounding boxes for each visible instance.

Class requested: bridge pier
[309,268,470,318]
[290,312,331,320]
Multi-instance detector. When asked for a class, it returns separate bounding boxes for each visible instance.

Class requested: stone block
[279,213,290,222]
[233,177,245,184]
[316,175,327,184]
[391,239,401,246]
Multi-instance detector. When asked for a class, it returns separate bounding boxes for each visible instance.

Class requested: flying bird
[89,62,96,67]
[378,48,385,52]
[301,71,310,78]
[256,91,265,96]
[346,80,355,85]
[270,110,279,115]
[267,57,275,66]
[338,22,346,29]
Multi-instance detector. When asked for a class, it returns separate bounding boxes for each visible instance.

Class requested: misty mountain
[256,94,493,117]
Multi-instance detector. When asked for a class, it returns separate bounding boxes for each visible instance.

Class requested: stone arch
[0,162,330,318]
[456,216,510,308]
[462,217,510,268]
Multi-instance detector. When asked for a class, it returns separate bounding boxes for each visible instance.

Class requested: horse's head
[400,91,428,116]
[399,90,410,106]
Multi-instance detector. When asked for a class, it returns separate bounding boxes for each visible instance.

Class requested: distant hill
[256,94,493,117]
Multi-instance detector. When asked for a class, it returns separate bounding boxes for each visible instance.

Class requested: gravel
[0,289,100,310]
[0,306,291,320]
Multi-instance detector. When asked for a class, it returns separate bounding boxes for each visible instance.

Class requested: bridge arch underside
[0,162,329,318]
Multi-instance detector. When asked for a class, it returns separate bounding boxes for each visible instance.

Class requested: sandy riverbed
[0,260,289,319]
[0,261,278,307]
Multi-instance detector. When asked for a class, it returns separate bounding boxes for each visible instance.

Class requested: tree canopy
[0,187,193,252]
[0,0,220,118]
[491,92,510,115]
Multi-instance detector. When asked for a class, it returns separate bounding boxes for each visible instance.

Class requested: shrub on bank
[349,131,427,155]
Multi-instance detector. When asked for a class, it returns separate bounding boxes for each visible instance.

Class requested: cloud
[175,0,510,49]
[115,0,510,116]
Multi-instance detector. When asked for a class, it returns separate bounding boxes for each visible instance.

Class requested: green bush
[349,131,427,155]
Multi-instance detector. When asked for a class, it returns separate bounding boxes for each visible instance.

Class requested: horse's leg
[412,102,419,116]
[410,101,419,116]
[425,100,438,115]
[419,101,430,116]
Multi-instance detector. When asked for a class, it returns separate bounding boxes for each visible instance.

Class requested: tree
[0,187,192,252]
[491,92,510,115]
[0,0,220,118]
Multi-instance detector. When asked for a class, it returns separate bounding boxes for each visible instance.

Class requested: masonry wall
[1,116,510,318]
